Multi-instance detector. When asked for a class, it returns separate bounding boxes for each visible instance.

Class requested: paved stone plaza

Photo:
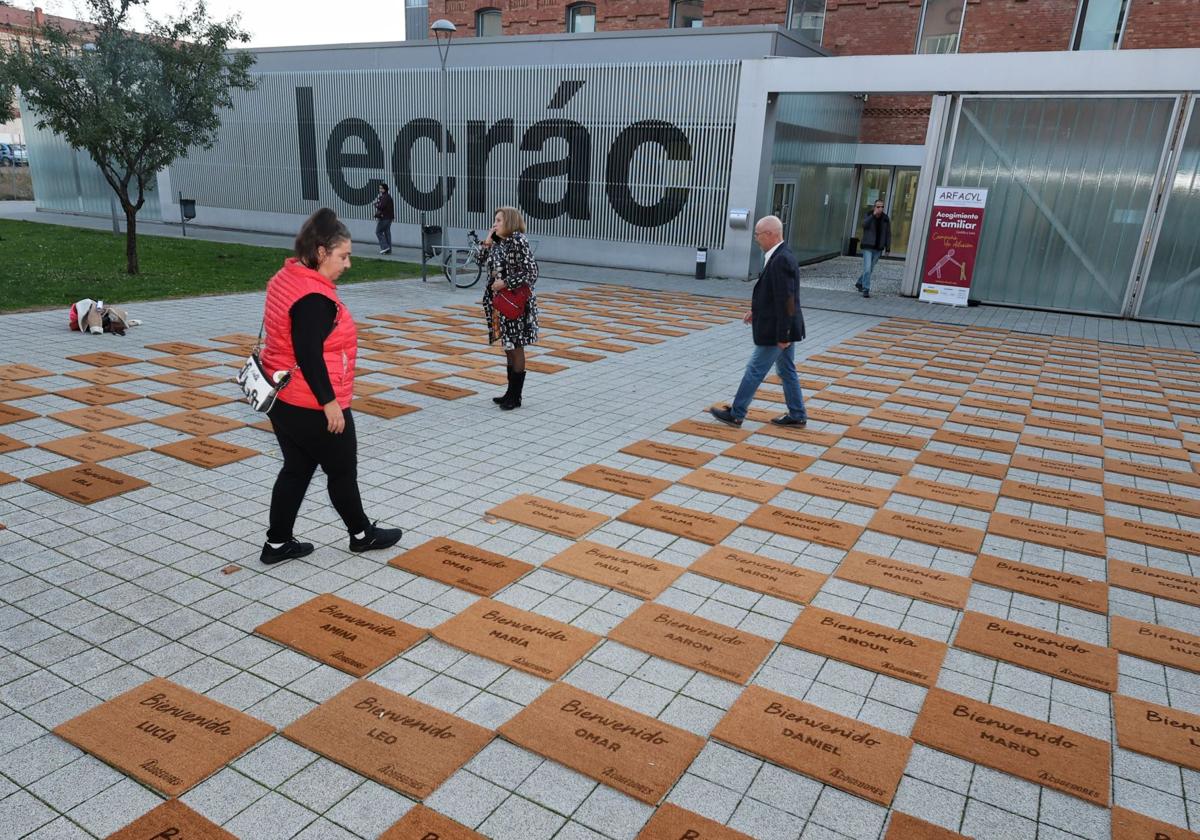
[2,271,1200,839]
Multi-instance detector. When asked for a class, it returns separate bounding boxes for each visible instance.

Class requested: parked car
[0,144,14,166]
[12,144,27,165]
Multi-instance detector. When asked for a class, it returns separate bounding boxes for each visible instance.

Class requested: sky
[16,0,408,48]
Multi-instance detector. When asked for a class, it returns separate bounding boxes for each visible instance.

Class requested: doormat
[608,603,773,684]
[0,363,52,380]
[487,494,608,539]
[711,685,911,807]
[637,803,752,840]
[524,359,568,374]
[51,406,141,432]
[389,537,533,596]
[67,367,141,386]
[679,468,785,503]
[745,505,863,550]
[148,355,219,372]
[452,369,508,387]
[563,464,672,499]
[666,418,750,443]
[690,546,825,604]
[946,411,1024,435]
[352,380,391,397]
[379,805,485,840]
[821,447,914,476]
[1104,458,1200,488]
[0,403,37,425]
[1111,615,1200,675]
[883,812,968,840]
[756,423,841,447]
[931,429,1017,455]
[1008,454,1104,484]
[210,332,260,345]
[999,480,1104,515]
[914,450,1008,480]
[970,555,1108,613]
[144,341,212,355]
[1104,437,1186,461]
[911,687,1108,806]
[67,351,141,367]
[1108,558,1200,607]
[783,605,947,687]
[986,513,1106,557]
[432,597,600,679]
[1025,415,1103,437]
[1114,694,1200,772]
[547,348,605,362]
[378,365,445,381]
[151,411,243,436]
[0,434,27,454]
[402,381,476,400]
[38,432,144,463]
[721,443,816,474]
[283,680,492,799]
[619,440,714,468]
[150,370,226,389]
[106,800,236,840]
[255,594,425,677]
[887,394,956,414]
[498,682,704,805]
[868,509,985,554]
[54,677,273,797]
[545,540,683,599]
[891,476,997,512]
[787,473,891,508]
[617,500,740,545]
[871,408,944,430]
[1110,807,1200,840]
[150,389,233,411]
[57,385,141,406]
[1105,516,1200,555]
[952,610,1117,692]
[843,427,927,452]
[27,463,150,504]
[0,381,45,401]
[1103,483,1200,517]
[351,396,421,419]
[154,438,258,469]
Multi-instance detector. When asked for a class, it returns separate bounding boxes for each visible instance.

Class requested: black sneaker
[260,539,314,565]
[709,405,743,427]
[350,522,403,553]
[770,415,807,427]
[855,281,863,291]
[862,290,871,299]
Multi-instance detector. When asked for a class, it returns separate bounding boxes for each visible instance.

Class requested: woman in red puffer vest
[258,208,402,564]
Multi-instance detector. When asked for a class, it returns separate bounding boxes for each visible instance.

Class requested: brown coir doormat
[782,606,947,687]
[744,505,863,550]
[636,803,752,840]
[149,389,232,411]
[666,418,750,443]
[56,385,141,406]
[679,468,785,504]
[0,362,53,380]
[53,677,273,797]
[1110,807,1200,840]
[402,380,476,400]
[820,448,914,477]
[883,812,968,840]
[1114,694,1200,772]
[891,476,997,512]
[620,439,715,468]
[1108,558,1200,608]
[952,611,1117,693]
[1111,615,1200,674]
[150,370,225,389]
[987,512,1106,557]
[689,546,825,604]
[1106,516,1200,555]
[0,435,26,456]
[38,432,144,463]
[144,341,213,355]
[378,805,486,840]
[913,687,1109,806]
[608,603,773,685]
[616,500,740,546]
[545,541,684,600]
[711,685,911,807]
[915,450,1008,480]
[255,594,424,678]
[721,442,815,473]
[106,800,236,840]
[389,537,533,596]
[786,472,891,508]
[151,411,244,436]
[868,509,984,554]
[563,464,672,499]
[498,682,704,805]
[283,680,492,799]
[27,463,150,504]
[350,396,421,419]
[50,405,141,431]
[432,597,600,680]
[0,403,38,425]
[834,551,970,609]
[970,554,1108,614]
[153,438,259,469]
[0,381,46,401]
[487,494,608,539]
[1104,482,1200,517]
[999,480,1104,515]
[67,367,141,385]
[67,351,141,367]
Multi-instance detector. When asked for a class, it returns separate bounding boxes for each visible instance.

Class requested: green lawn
[0,219,423,312]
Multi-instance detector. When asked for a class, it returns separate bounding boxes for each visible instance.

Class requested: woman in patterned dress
[478,205,539,410]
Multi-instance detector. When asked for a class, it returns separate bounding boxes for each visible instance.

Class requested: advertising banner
[919,187,988,306]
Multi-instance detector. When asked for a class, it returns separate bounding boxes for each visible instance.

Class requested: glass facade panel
[890,167,920,257]
[1073,0,1128,50]
[788,0,825,45]
[476,9,502,36]
[945,96,1174,315]
[568,4,596,32]
[917,0,965,54]
[1138,104,1200,323]
[672,0,704,28]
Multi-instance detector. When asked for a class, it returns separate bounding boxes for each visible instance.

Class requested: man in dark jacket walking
[856,199,890,298]
[374,183,395,254]
[711,215,808,428]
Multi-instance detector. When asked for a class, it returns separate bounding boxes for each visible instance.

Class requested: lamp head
[431,18,457,36]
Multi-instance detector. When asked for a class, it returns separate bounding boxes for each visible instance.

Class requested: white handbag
[236,322,293,412]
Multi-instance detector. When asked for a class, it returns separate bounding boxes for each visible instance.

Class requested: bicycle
[440,230,485,288]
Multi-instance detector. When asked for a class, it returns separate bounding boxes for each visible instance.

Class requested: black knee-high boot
[500,371,525,410]
[493,365,513,405]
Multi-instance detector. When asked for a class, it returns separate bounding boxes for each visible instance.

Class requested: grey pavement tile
[478,794,567,840]
[224,791,321,840]
[324,781,415,838]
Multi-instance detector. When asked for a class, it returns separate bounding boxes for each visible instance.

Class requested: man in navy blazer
[711,215,808,428]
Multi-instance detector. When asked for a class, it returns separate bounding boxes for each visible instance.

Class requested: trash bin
[845,236,859,257]
[421,225,443,260]
[179,199,197,220]
[695,247,708,280]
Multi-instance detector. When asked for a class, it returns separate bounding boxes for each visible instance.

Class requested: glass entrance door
[856,167,891,226]
[771,180,797,232]
[890,167,919,257]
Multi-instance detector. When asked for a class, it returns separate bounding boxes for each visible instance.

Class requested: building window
[567,3,596,32]
[787,0,825,45]
[916,0,966,54]
[1072,0,1130,50]
[476,8,502,36]
[671,0,703,28]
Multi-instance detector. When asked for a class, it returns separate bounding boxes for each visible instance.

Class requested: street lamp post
[431,19,456,246]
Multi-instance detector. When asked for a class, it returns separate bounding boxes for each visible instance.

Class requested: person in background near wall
[856,198,890,298]
[258,208,403,564]
[710,215,808,428]
[478,205,539,411]
[374,183,394,255]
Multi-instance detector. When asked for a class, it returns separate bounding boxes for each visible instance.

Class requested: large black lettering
[296,86,319,201]
[393,118,457,211]
[467,118,515,213]
[325,118,385,205]
[518,119,591,221]
[605,119,691,227]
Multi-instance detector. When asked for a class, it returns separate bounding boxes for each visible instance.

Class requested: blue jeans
[375,219,392,251]
[859,248,881,290]
[730,343,807,421]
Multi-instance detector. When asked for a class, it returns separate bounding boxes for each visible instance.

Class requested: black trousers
[267,400,370,542]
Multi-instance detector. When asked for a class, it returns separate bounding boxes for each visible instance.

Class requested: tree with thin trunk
[3,0,255,274]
